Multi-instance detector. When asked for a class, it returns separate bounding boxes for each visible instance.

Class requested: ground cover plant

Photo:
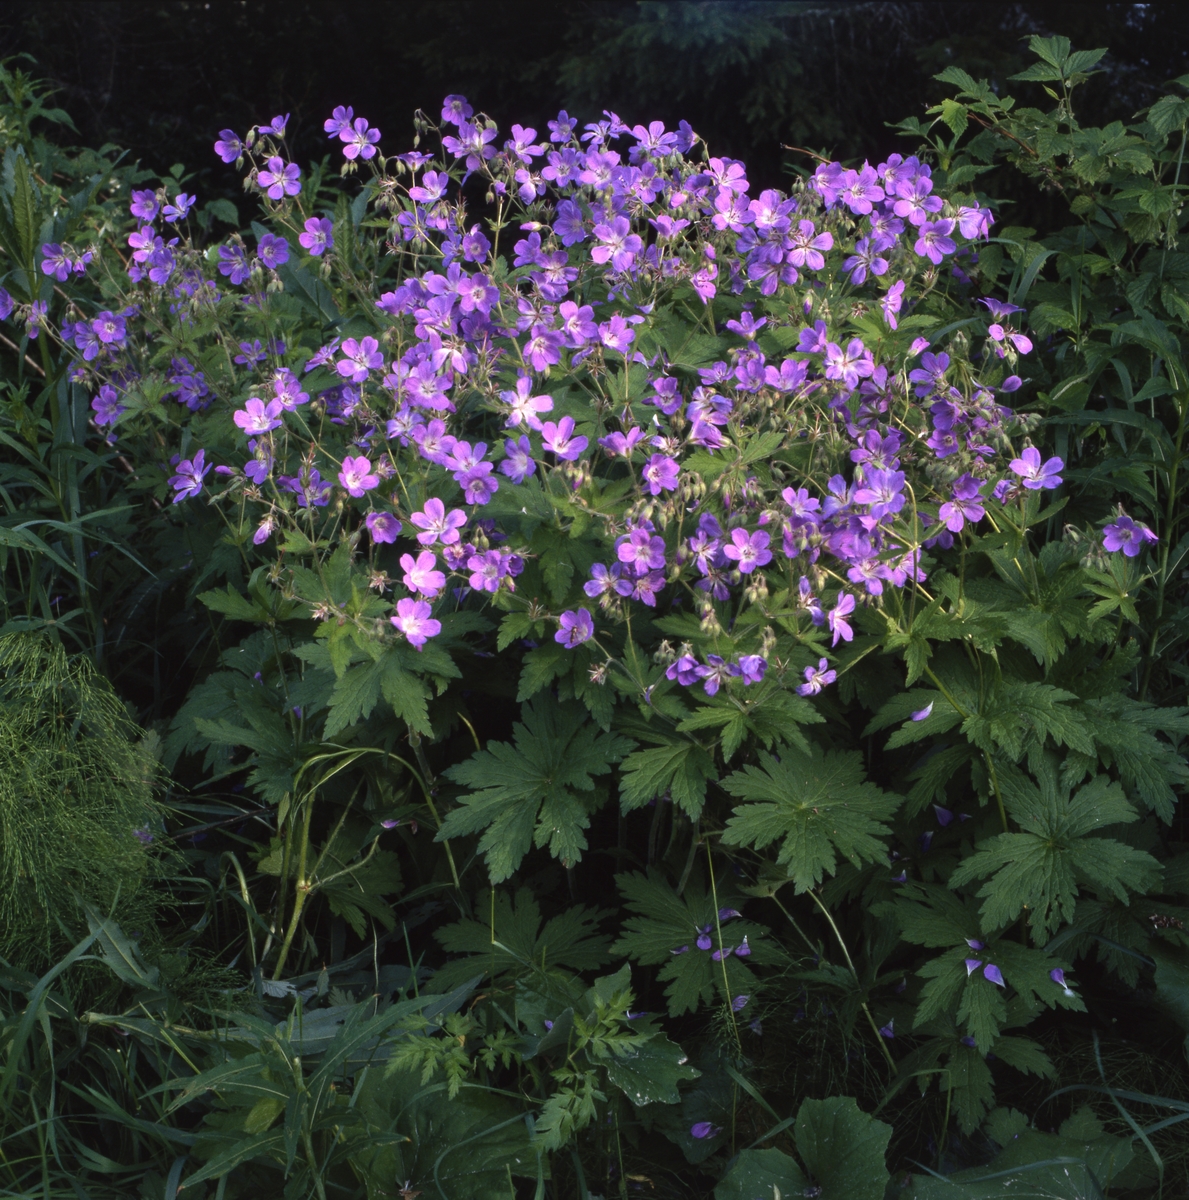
[2,34,1189,1199]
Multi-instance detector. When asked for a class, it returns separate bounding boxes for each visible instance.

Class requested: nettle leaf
[439,699,633,882]
[721,746,901,892]
[949,768,1161,940]
[431,887,611,992]
[611,871,769,1017]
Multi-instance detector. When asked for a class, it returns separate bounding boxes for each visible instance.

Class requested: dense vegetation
[3,28,1189,1200]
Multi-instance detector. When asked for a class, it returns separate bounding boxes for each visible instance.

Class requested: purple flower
[256,233,289,270]
[670,944,689,956]
[341,117,381,160]
[499,435,536,483]
[213,130,243,162]
[827,593,856,646]
[234,397,284,434]
[732,995,750,1012]
[441,95,473,126]
[666,655,707,686]
[591,215,643,272]
[162,193,195,223]
[339,455,379,497]
[722,528,772,573]
[1009,446,1063,490]
[824,339,875,390]
[882,279,905,330]
[337,336,384,382]
[40,243,72,281]
[1050,967,1076,997]
[256,157,301,200]
[641,453,679,496]
[879,1020,894,1039]
[1103,515,1158,556]
[735,935,751,958]
[218,244,251,285]
[324,106,354,137]
[598,313,638,354]
[0,288,12,321]
[400,550,446,597]
[366,512,402,543]
[690,1122,721,1140]
[91,384,125,428]
[132,826,154,845]
[540,415,588,461]
[259,113,289,136]
[966,938,985,951]
[130,189,160,220]
[939,474,985,533]
[169,449,211,503]
[410,498,467,545]
[555,608,595,647]
[696,928,713,951]
[980,296,1023,322]
[738,655,767,685]
[983,963,1005,988]
[915,219,957,265]
[797,658,837,697]
[934,805,954,827]
[911,702,934,721]
[391,597,441,649]
[842,237,889,285]
[964,958,983,976]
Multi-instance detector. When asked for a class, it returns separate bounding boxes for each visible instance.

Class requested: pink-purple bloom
[1103,514,1158,556]
[391,597,441,649]
[299,217,334,256]
[339,455,380,497]
[256,157,301,200]
[169,449,211,502]
[1009,447,1063,490]
[556,607,595,647]
[797,658,837,697]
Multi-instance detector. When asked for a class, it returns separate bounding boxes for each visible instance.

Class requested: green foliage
[439,698,633,882]
[716,1096,892,1200]
[949,765,1162,940]
[431,886,612,992]
[721,746,902,892]
[611,871,771,1016]
[0,633,165,970]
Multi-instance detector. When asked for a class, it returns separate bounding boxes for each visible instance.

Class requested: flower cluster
[13,91,1147,682]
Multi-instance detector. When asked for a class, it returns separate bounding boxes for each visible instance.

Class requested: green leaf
[716,1149,806,1200]
[200,585,272,624]
[721,746,901,892]
[619,738,716,819]
[439,699,633,881]
[905,1112,1133,1199]
[603,1032,700,1107]
[276,260,340,323]
[611,871,768,1017]
[431,888,611,992]
[949,768,1161,940]
[794,1096,891,1200]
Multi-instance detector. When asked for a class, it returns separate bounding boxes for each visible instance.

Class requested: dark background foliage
[4,1,1189,193]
